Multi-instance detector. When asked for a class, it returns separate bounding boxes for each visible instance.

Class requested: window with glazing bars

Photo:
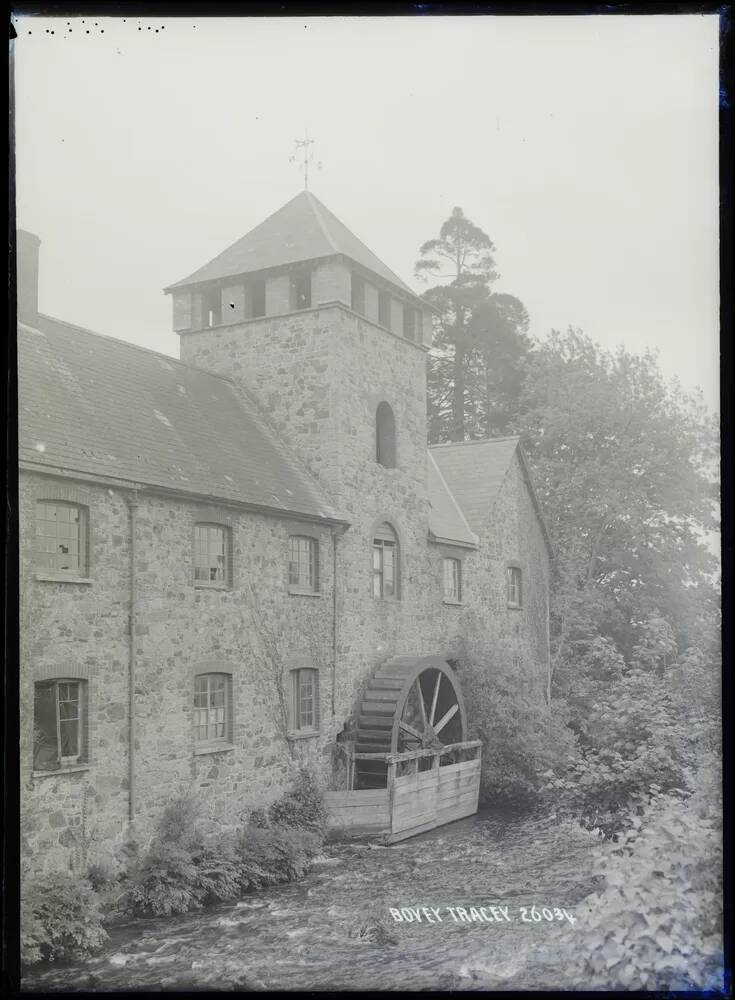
[36,501,87,574]
[291,668,318,732]
[443,557,462,602]
[193,673,229,743]
[288,536,318,591]
[33,679,86,771]
[372,523,398,599]
[194,524,229,585]
[506,566,522,607]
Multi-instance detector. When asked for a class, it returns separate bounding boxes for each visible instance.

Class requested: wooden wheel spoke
[416,680,428,730]
[399,720,422,741]
[429,672,442,726]
[433,703,459,735]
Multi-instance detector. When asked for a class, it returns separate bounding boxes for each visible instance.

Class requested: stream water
[23,812,603,992]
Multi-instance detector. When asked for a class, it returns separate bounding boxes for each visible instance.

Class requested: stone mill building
[17,192,552,871]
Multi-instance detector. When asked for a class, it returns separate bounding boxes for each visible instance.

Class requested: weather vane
[289,129,322,191]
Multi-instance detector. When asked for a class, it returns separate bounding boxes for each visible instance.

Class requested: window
[507,566,522,608]
[194,524,230,586]
[351,273,365,315]
[290,269,312,311]
[291,668,319,733]
[33,679,87,771]
[378,291,391,329]
[193,673,231,744]
[250,278,266,318]
[36,501,88,575]
[372,522,399,599]
[376,402,396,468]
[443,557,462,603]
[202,287,222,328]
[288,535,319,592]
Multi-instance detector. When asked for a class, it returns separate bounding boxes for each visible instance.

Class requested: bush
[267,766,327,834]
[21,871,108,966]
[125,775,324,918]
[572,773,723,990]
[460,658,579,811]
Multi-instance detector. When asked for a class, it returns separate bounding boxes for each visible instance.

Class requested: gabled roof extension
[430,436,553,556]
[427,452,479,548]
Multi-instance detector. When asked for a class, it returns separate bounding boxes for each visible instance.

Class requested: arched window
[443,557,462,603]
[372,522,399,599]
[375,402,396,468]
[506,565,522,608]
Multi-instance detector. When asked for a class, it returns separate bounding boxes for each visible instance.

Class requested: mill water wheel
[352,655,467,789]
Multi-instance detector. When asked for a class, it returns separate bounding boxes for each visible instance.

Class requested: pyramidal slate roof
[427,452,478,548]
[164,190,418,298]
[18,314,346,523]
[430,437,552,554]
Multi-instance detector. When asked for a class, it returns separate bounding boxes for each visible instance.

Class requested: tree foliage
[417,207,531,441]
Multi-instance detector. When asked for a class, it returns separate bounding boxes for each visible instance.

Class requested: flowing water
[23,812,603,992]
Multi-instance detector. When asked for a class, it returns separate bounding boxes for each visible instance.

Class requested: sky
[12,13,720,410]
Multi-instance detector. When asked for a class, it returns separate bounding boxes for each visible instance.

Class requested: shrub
[235,823,321,891]
[125,840,204,916]
[21,871,108,966]
[267,766,327,834]
[125,776,324,917]
[460,658,579,811]
[572,772,723,990]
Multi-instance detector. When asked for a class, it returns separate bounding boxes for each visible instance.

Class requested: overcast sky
[13,13,719,409]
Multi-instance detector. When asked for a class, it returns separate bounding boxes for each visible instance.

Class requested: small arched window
[506,565,522,608]
[372,522,399,599]
[375,402,396,468]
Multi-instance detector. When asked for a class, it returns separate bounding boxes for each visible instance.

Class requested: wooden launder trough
[326,656,482,843]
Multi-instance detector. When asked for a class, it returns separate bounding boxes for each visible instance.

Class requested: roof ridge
[305,191,339,255]
[308,193,416,295]
[32,313,237,384]
[429,435,520,449]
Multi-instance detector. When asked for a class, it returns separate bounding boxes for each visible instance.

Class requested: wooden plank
[394,771,439,791]
[386,817,443,843]
[438,759,482,776]
[330,808,390,828]
[325,789,389,806]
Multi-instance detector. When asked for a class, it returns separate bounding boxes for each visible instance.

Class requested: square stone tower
[167,190,434,546]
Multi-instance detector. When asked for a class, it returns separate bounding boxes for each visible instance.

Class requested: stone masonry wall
[21,307,550,875]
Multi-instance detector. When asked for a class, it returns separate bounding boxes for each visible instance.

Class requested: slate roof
[427,452,478,548]
[164,190,419,300]
[18,314,346,523]
[430,437,552,554]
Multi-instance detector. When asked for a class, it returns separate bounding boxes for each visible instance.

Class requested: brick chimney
[16,230,41,325]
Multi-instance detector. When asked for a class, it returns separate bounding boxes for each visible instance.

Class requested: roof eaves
[19,459,351,527]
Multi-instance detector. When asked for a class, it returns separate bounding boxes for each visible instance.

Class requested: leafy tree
[416,207,531,441]
[516,327,719,676]
[467,293,531,437]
